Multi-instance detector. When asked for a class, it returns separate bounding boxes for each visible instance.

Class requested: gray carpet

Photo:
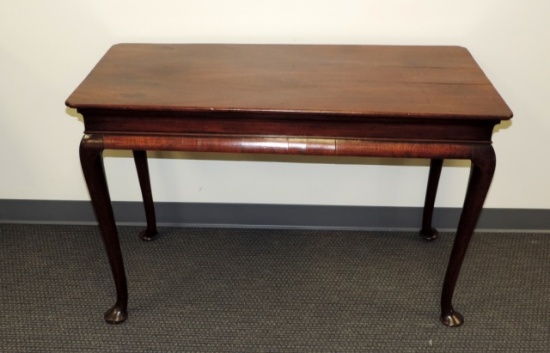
[0,224,548,352]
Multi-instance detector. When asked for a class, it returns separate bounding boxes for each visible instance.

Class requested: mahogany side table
[66,44,512,326]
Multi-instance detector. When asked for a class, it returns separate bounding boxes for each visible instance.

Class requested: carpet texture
[0,224,548,352]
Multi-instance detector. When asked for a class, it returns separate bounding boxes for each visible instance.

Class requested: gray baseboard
[1,199,549,232]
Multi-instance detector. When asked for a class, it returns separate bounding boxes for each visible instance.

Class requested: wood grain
[67,44,512,120]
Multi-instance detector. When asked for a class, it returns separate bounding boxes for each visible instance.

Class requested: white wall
[1,0,549,208]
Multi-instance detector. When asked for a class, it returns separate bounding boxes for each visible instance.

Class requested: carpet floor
[0,224,548,352]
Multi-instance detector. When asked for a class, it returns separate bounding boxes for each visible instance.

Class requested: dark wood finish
[67,44,512,326]
[79,135,128,324]
[441,146,496,326]
[132,150,158,241]
[420,159,444,241]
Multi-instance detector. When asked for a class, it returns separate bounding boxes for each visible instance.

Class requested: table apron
[80,111,498,143]
[92,134,492,161]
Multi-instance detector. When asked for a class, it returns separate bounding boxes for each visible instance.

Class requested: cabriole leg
[133,150,159,241]
[420,158,444,241]
[440,147,496,327]
[80,135,128,324]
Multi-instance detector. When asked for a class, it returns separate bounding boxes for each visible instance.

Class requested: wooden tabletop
[66,44,512,121]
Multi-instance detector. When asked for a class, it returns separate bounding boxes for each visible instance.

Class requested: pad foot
[104,305,128,324]
[139,228,159,241]
[419,227,439,241]
[440,309,464,327]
